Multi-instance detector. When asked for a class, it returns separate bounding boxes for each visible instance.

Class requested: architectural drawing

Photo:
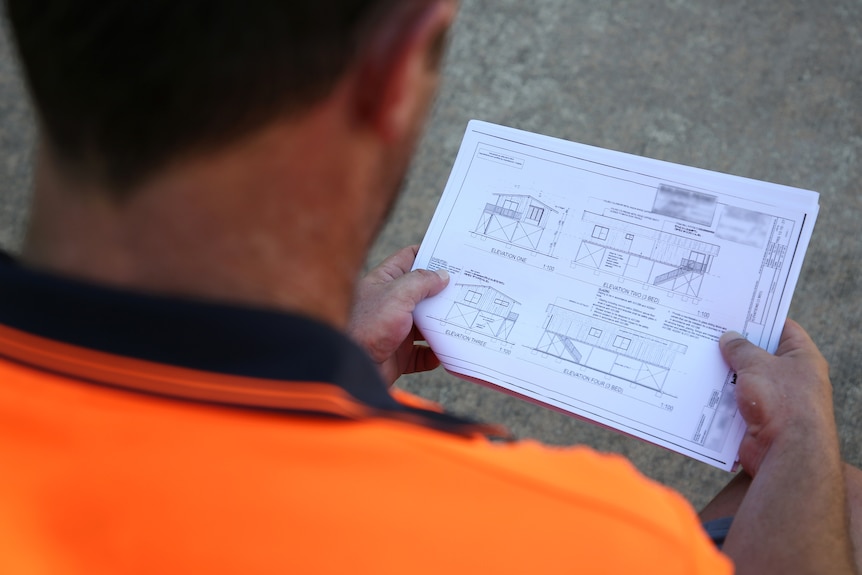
[444,284,520,340]
[534,305,687,393]
[474,193,560,255]
[573,212,720,298]
[411,121,819,469]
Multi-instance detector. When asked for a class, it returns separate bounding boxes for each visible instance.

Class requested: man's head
[9,0,457,326]
[6,0,449,194]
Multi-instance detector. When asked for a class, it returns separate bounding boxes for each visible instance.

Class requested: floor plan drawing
[443,284,520,341]
[573,211,720,299]
[534,304,688,394]
[473,193,562,255]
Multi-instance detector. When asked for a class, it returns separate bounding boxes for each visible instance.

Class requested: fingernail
[720,331,745,345]
[435,269,450,282]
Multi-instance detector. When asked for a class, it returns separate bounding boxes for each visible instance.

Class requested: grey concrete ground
[1,1,860,509]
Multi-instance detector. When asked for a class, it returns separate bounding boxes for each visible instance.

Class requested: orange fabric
[0,324,371,418]
[0,341,733,574]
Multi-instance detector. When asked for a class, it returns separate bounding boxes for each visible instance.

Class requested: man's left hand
[348,245,449,386]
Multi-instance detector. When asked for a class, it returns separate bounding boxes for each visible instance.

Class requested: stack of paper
[413,120,819,470]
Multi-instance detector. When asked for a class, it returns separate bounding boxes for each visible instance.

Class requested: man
[0,1,857,573]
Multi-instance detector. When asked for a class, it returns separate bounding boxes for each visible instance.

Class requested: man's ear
[352,0,457,143]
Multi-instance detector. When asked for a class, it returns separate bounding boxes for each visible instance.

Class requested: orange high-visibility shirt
[0,257,732,574]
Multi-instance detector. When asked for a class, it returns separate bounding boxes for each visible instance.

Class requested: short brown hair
[6,0,399,194]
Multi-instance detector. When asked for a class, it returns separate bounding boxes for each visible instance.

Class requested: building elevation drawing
[444,284,520,341]
[535,304,688,393]
[573,212,720,298]
[474,193,560,255]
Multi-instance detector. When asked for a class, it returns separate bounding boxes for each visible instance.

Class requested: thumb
[719,331,770,372]
[392,268,450,307]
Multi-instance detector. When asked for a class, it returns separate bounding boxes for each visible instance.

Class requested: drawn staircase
[653,258,707,286]
[562,337,582,363]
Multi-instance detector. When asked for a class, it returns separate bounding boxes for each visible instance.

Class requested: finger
[390,267,450,308]
[369,245,421,281]
[719,331,771,372]
[404,345,442,374]
[774,318,818,358]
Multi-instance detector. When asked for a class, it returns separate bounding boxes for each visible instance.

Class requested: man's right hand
[719,319,837,477]
[719,320,857,575]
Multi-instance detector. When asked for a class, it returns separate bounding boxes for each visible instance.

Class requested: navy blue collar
[0,252,407,414]
[0,254,510,438]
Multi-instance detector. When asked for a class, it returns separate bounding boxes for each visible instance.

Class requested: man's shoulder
[0,358,731,574]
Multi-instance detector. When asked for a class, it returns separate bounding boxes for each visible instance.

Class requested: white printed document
[412,120,819,470]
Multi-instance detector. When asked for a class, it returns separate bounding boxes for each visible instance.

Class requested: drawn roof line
[491,193,559,213]
[544,304,688,352]
[454,283,521,304]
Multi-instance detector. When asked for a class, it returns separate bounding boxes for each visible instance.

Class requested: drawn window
[592,225,609,241]
[494,298,510,307]
[465,290,482,305]
[589,327,602,338]
[503,199,518,212]
[526,205,545,224]
[613,336,632,351]
[687,251,707,272]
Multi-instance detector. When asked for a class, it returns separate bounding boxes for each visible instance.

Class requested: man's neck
[21,110,388,330]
